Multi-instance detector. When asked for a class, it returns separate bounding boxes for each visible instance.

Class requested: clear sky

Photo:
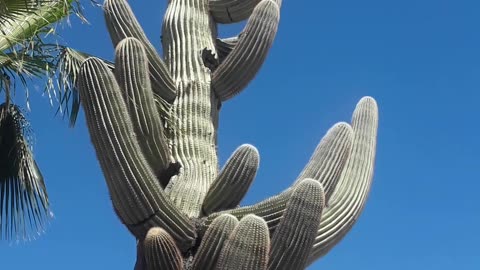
[2,0,480,269]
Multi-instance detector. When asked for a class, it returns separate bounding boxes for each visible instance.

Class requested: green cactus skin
[215,37,238,63]
[268,179,325,270]
[216,214,270,270]
[212,0,280,101]
[191,214,238,269]
[205,122,354,231]
[114,37,172,186]
[78,58,195,250]
[104,0,177,102]
[308,97,378,263]
[76,0,379,268]
[202,144,259,215]
[209,0,262,23]
[144,228,184,270]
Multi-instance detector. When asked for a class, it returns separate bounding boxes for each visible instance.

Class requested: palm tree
[0,0,88,241]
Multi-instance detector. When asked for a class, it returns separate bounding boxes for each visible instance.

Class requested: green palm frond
[0,0,88,123]
[0,0,82,52]
[0,40,58,111]
[0,102,51,241]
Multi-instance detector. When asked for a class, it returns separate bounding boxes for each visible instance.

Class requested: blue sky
[2,0,480,269]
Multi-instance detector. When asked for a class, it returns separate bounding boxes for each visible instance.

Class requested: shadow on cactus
[74,0,378,269]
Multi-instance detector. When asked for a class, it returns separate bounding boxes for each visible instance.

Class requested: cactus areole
[77,0,379,269]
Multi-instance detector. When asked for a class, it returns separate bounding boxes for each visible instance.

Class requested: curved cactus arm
[209,0,262,24]
[78,58,195,250]
[192,214,239,269]
[143,227,183,270]
[103,0,177,103]
[134,240,146,270]
[215,36,238,63]
[205,122,353,231]
[212,0,279,101]
[216,215,270,270]
[202,144,259,215]
[268,179,325,270]
[294,122,354,203]
[56,47,114,126]
[114,37,172,187]
[307,97,378,264]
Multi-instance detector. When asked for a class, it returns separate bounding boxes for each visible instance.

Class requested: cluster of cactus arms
[75,0,378,269]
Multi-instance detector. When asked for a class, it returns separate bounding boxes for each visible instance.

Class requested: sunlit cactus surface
[76,0,379,269]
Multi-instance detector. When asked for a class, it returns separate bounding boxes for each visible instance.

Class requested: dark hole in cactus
[158,162,181,185]
[201,48,219,71]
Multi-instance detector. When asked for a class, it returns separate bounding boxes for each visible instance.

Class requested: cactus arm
[294,122,354,203]
[114,37,172,187]
[212,0,279,101]
[209,0,262,23]
[134,240,146,270]
[268,179,325,270]
[205,122,353,230]
[192,214,239,269]
[215,36,238,63]
[77,58,195,250]
[56,47,114,126]
[104,0,177,102]
[202,144,259,215]
[143,227,183,270]
[216,215,270,270]
[307,97,378,263]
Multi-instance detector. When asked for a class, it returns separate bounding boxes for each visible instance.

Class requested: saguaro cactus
[76,0,378,269]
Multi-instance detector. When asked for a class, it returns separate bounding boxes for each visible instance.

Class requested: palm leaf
[0,48,55,77]
[0,102,51,241]
[0,0,84,52]
[0,0,86,120]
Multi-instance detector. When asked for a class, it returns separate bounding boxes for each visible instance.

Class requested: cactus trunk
[161,0,220,217]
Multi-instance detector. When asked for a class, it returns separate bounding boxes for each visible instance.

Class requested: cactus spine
[76,0,379,269]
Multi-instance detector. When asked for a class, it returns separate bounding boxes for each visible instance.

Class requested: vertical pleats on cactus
[308,97,378,264]
[209,0,263,23]
[77,57,195,250]
[73,0,379,268]
[104,0,177,103]
[192,214,238,269]
[294,122,354,203]
[215,37,238,63]
[144,227,184,270]
[114,37,172,186]
[212,0,280,101]
[202,144,259,215]
[205,121,354,230]
[268,179,325,270]
[216,214,270,270]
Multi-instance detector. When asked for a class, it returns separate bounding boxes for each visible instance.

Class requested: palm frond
[0,0,89,122]
[0,40,59,111]
[0,49,54,77]
[0,0,82,52]
[0,102,51,241]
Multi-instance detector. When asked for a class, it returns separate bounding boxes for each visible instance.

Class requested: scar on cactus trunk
[76,0,378,269]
